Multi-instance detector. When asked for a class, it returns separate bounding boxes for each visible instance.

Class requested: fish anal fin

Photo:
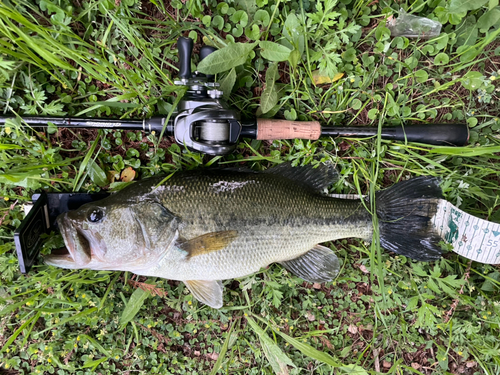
[179,230,238,258]
[280,245,340,283]
[184,280,223,308]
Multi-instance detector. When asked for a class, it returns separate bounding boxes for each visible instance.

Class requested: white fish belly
[152,222,372,281]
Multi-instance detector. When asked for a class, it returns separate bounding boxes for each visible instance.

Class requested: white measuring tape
[330,194,500,264]
[432,200,500,264]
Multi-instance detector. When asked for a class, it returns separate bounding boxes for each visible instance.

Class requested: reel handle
[177,37,193,79]
[199,45,216,61]
[199,45,217,80]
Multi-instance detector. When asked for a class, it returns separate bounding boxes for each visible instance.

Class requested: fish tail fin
[376,177,443,261]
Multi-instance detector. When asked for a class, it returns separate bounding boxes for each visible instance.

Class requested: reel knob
[177,37,193,80]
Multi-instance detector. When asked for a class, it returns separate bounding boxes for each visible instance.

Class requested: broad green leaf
[232,24,244,37]
[414,69,428,83]
[343,48,357,62]
[481,271,500,291]
[367,108,379,120]
[0,172,42,189]
[109,181,135,191]
[212,15,224,30]
[254,9,270,26]
[477,8,500,32]
[281,13,305,54]
[217,2,229,14]
[449,0,489,13]
[461,71,484,90]
[88,159,108,187]
[351,99,362,110]
[284,108,297,121]
[230,10,249,27]
[375,26,390,42]
[197,42,257,74]
[457,16,479,46]
[460,47,480,63]
[405,56,418,70]
[467,117,478,127]
[120,287,150,328]
[260,62,279,114]
[423,45,435,56]
[202,15,211,27]
[235,0,257,16]
[247,317,296,375]
[245,24,261,40]
[220,68,236,99]
[259,41,292,62]
[433,52,449,65]
[432,33,449,51]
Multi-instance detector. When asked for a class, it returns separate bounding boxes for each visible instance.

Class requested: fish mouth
[44,213,92,268]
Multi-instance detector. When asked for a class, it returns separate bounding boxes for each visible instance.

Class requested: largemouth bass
[46,163,443,308]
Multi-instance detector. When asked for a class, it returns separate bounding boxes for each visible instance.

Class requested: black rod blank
[320,123,469,146]
[1,116,174,134]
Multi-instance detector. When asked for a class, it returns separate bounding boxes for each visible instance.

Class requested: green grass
[0,0,500,374]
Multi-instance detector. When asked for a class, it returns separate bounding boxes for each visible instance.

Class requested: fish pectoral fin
[280,245,340,283]
[178,230,238,258]
[184,280,223,309]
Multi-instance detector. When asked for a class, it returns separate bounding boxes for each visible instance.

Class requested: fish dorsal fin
[184,280,223,308]
[280,245,340,283]
[265,162,338,192]
[178,230,238,258]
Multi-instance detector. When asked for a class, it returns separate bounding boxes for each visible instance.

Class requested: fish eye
[88,209,104,223]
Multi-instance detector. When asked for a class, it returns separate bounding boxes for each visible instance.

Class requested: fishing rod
[1,37,469,155]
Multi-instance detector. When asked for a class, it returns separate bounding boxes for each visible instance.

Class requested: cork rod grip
[256,119,322,140]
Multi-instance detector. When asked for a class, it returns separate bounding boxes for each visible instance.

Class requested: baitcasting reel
[0,37,470,153]
[172,37,242,155]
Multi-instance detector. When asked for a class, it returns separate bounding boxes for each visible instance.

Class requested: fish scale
[147,170,372,281]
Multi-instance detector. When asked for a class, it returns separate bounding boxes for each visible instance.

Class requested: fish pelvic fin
[179,230,238,258]
[280,245,340,283]
[376,176,443,261]
[184,280,223,309]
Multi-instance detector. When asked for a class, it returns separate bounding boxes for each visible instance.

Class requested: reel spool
[197,120,230,144]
